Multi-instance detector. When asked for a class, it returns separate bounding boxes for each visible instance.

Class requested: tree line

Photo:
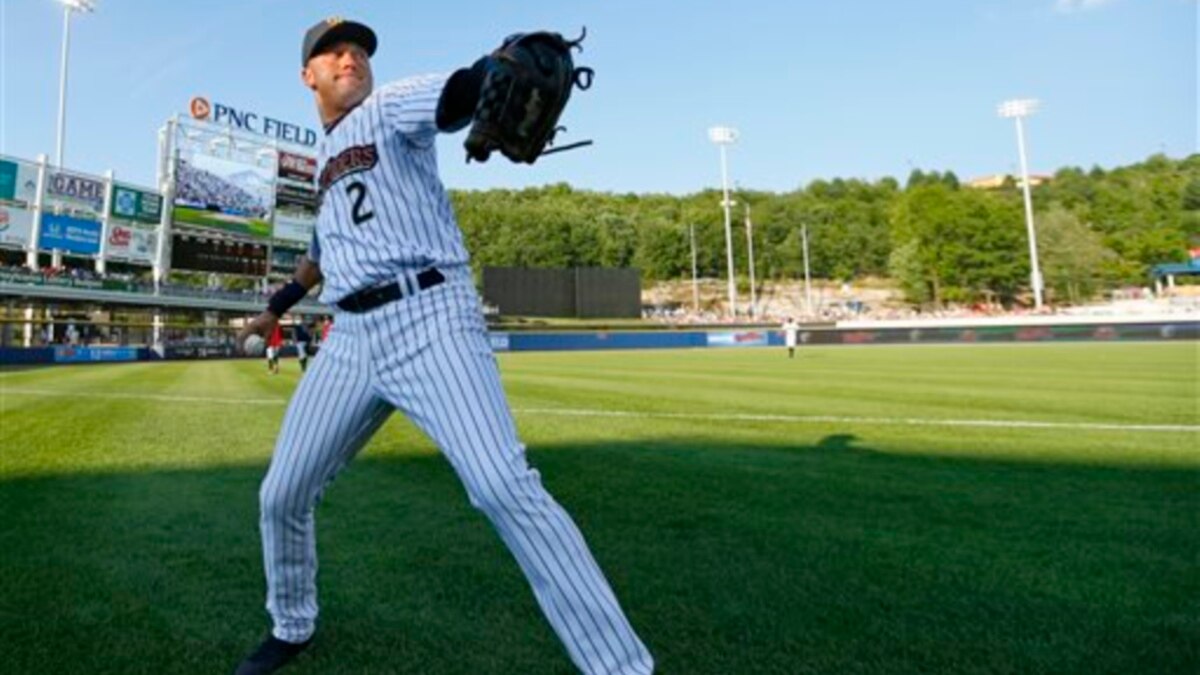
[449,153,1200,306]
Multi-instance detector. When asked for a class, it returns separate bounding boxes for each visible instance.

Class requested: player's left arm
[379,64,487,140]
[377,74,453,142]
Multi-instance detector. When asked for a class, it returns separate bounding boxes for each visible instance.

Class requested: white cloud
[1054,0,1117,12]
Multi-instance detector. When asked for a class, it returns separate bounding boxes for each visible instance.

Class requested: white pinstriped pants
[257,271,653,674]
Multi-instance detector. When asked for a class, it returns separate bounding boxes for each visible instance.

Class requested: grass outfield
[1,342,1197,674]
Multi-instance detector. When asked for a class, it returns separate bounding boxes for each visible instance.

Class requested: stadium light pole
[744,202,757,318]
[708,126,739,318]
[689,223,700,314]
[801,223,813,317]
[54,0,95,168]
[998,98,1044,309]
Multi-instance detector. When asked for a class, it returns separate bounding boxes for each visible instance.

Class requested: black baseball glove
[439,29,594,165]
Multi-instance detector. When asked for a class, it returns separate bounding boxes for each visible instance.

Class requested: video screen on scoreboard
[173,152,274,239]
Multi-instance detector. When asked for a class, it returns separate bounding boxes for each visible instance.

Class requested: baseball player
[232,18,653,675]
[782,316,800,358]
[291,322,311,373]
[265,323,283,374]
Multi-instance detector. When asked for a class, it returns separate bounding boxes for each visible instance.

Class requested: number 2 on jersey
[346,181,375,225]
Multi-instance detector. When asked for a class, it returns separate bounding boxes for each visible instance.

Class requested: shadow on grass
[0,437,1196,675]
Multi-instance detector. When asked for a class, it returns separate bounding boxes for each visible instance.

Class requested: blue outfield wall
[0,347,54,364]
[490,321,1199,352]
[3,321,1197,364]
[0,346,150,365]
[498,331,708,352]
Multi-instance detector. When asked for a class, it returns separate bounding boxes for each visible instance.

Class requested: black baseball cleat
[233,635,313,675]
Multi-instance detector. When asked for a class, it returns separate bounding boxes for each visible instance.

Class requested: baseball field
[1,342,1197,674]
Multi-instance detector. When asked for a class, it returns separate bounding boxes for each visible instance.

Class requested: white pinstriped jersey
[308,74,470,304]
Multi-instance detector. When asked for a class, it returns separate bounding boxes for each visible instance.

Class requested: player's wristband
[267,280,307,318]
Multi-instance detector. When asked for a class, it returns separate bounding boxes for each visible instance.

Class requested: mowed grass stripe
[4,386,1195,433]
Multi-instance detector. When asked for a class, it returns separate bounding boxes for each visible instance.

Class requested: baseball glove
[463,28,594,164]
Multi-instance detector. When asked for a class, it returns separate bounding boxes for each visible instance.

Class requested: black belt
[336,268,445,313]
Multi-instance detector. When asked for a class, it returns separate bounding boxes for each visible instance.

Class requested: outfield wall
[2,319,1197,365]
[0,345,150,365]
[489,319,1199,352]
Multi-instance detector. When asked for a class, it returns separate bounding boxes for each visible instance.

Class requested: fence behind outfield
[3,317,1195,365]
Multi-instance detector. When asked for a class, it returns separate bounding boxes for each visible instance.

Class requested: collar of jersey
[323,98,366,135]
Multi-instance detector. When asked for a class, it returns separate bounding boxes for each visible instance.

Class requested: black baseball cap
[301,17,377,66]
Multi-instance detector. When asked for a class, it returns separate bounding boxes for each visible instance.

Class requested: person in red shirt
[266,323,284,375]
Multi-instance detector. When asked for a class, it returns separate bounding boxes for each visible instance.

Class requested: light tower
[998,98,1044,309]
[708,125,739,317]
[54,0,96,168]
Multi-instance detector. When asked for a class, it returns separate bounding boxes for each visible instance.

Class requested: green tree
[887,239,930,304]
[1037,205,1115,304]
[1182,177,1200,211]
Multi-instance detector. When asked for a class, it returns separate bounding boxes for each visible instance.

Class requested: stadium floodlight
[998,97,1044,309]
[53,0,96,168]
[708,125,739,318]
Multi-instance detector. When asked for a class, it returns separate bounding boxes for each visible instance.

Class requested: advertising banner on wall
[273,183,317,244]
[0,204,34,248]
[111,184,163,225]
[271,245,306,274]
[272,213,315,245]
[173,151,274,239]
[488,333,511,352]
[54,346,141,363]
[706,331,770,347]
[46,171,106,214]
[39,213,102,255]
[106,223,157,265]
[0,159,40,205]
[278,151,317,183]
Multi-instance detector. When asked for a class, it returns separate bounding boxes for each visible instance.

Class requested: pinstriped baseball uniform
[257,74,654,674]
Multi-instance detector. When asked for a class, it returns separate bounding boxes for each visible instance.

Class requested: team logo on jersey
[318,143,378,194]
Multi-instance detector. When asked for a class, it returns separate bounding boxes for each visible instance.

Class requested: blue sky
[0,0,1195,194]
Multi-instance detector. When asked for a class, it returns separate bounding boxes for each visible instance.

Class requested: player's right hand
[237,311,279,354]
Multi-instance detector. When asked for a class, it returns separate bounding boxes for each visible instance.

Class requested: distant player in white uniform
[232,18,653,675]
[782,316,800,358]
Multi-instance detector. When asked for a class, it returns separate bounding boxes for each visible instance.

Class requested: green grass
[1,342,1197,674]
